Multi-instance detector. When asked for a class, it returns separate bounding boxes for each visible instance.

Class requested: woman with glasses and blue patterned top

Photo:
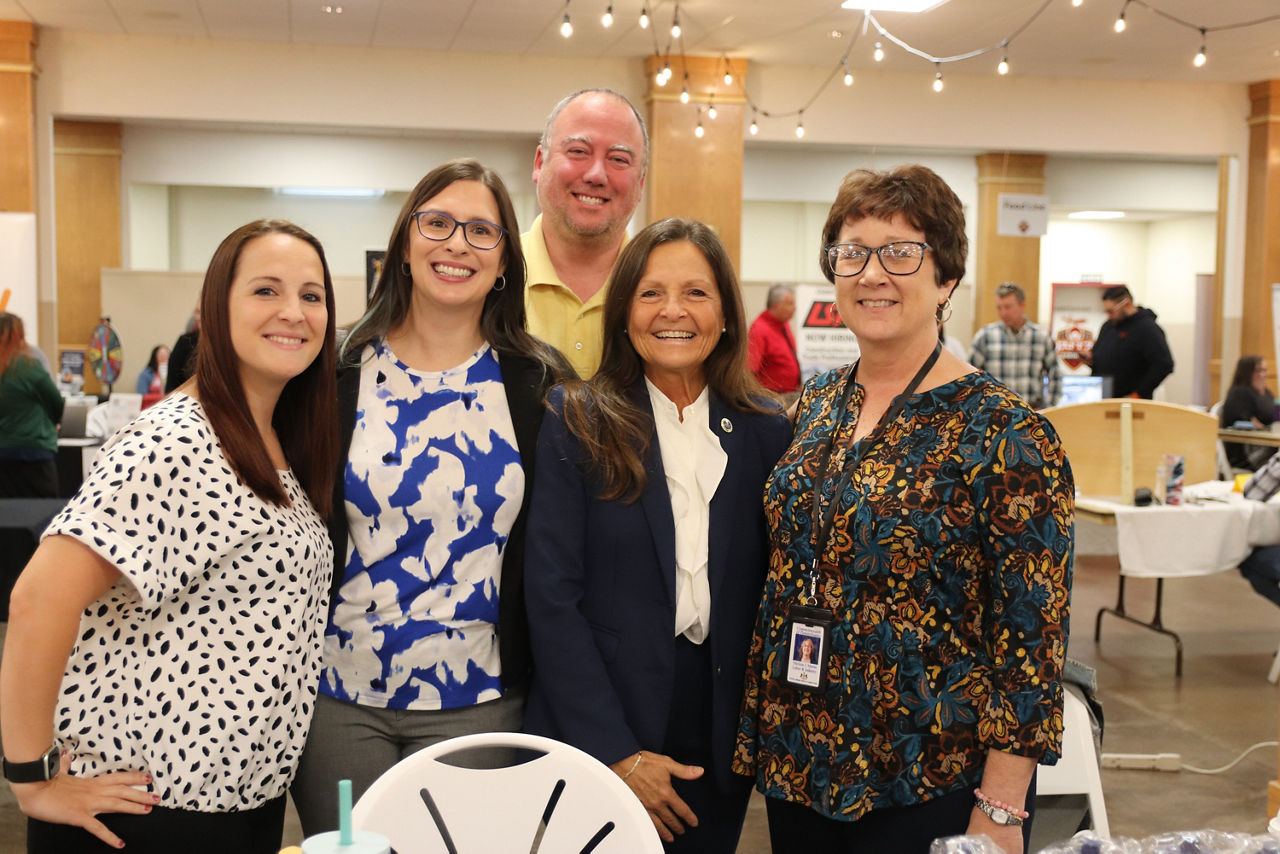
[290,159,569,835]
[732,164,1075,854]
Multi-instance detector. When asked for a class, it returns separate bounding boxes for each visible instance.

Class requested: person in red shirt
[748,284,801,400]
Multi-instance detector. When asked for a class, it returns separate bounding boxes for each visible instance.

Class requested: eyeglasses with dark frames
[411,211,507,251]
[825,241,932,277]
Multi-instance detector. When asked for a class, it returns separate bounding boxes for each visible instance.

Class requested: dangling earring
[935,298,953,324]
[492,275,506,292]
[401,261,411,277]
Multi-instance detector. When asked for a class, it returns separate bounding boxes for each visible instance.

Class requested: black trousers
[0,457,58,498]
[765,774,1037,854]
[660,635,751,854]
[26,794,286,854]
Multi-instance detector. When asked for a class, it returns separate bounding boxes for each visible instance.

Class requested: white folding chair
[1037,685,1109,838]
[351,732,663,854]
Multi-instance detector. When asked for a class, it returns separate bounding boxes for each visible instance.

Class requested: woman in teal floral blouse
[733,164,1074,854]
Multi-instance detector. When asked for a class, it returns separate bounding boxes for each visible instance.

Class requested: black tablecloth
[0,498,68,621]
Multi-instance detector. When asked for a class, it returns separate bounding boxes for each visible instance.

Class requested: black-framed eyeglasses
[411,211,507,250]
[825,241,932,277]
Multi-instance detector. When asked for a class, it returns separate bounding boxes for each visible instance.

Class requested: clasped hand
[11,752,158,849]
[610,750,703,843]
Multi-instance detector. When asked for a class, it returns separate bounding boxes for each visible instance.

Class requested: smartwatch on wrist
[975,797,1024,826]
[3,744,59,784]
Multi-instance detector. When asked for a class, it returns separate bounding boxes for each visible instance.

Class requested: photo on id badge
[786,622,825,690]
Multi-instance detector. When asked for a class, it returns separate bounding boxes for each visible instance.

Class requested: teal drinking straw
[338,778,353,845]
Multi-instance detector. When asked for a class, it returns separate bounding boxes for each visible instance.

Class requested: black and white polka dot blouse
[42,393,333,812]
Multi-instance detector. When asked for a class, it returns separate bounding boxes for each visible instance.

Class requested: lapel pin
[720,417,733,433]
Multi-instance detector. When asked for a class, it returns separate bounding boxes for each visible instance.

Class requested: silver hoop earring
[401,261,411,277]
[935,298,953,324]
[492,275,506,292]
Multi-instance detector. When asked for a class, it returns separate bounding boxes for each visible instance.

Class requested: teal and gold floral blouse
[733,367,1074,821]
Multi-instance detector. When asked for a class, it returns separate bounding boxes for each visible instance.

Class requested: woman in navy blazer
[524,218,792,852]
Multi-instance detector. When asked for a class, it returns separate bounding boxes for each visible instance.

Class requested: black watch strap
[3,745,59,783]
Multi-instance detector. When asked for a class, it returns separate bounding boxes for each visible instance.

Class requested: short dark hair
[1101,285,1132,303]
[996,282,1026,303]
[196,219,338,518]
[343,158,562,375]
[819,164,966,291]
[562,218,769,501]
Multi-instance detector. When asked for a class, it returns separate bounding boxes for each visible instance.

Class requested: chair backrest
[1041,399,1217,499]
[351,732,663,854]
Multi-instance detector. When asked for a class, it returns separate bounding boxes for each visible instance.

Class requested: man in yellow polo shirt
[524,88,648,378]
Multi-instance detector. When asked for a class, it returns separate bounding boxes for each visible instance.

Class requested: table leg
[1094,576,1185,677]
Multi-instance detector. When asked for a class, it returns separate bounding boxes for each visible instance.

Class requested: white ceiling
[3,0,1279,85]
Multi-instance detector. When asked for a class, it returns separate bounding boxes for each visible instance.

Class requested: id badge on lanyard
[782,342,941,693]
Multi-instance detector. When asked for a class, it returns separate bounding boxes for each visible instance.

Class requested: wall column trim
[974,152,1046,330]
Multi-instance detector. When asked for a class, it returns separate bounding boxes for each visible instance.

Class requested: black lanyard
[802,341,942,604]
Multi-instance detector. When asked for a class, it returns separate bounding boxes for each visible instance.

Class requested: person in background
[969,282,1062,409]
[1235,452,1280,608]
[0,312,64,498]
[734,165,1074,854]
[135,344,171,395]
[524,218,791,852]
[1221,354,1275,470]
[1083,284,1173,399]
[748,283,802,403]
[0,219,339,852]
[291,159,568,835]
[165,305,201,393]
[523,88,648,378]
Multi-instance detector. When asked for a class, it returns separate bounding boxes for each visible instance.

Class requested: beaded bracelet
[974,788,1030,820]
[623,751,644,780]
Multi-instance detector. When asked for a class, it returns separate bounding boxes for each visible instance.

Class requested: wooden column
[0,21,36,214]
[974,153,1047,329]
[643,55,747,270]
[1244,82,1280,398]
[54,120,122,395]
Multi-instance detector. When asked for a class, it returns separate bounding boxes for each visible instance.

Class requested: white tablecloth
[1077,481,1280,578]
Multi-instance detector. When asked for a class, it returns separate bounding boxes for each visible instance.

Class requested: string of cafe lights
[554,0,1280,140]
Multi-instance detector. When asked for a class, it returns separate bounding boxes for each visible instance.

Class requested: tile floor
[1,517,1277,851]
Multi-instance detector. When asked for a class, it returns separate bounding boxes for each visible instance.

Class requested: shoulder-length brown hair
[0,312,32,380]
[195,219,338,518]
[1231,355,1264,390]
[819,163,967,291]
[342,158,563,376]
[563,217,769,502]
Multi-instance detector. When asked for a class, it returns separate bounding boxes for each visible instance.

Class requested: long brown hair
[562,217,769,502]
[195,219,338,518]
[0,312,32,380]
[342,158,562,376]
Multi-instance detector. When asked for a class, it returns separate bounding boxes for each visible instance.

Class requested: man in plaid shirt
[969,282,1062,409]
[1241,455,1280,607]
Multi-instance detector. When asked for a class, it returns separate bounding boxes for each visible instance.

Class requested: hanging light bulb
[997,56,1009,75]
[601,4,613,27]
[639,5,650,28]
[708,102,717,120]
[933,68,944,93]
[724,70,733,86]
[795,116,805,139]
[843,62,854,86]
[671,7,681,38]
[661,60,672,84]
[680,86,690,104]
[1194,29,1206,67]
[749,111,759,135]
[873,41,884,62]
[1072,0,1083,5]
[695,120,704,139]
[560,12,573,37]
[1114,11,1126,32]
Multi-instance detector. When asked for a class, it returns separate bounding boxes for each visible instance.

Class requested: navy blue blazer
[523,382,791,791]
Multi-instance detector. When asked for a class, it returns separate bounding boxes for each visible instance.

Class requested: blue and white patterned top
[320,340,523,710]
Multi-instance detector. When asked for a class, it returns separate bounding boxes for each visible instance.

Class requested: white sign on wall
[997,193,1049,237]
[0,212,38,324]
[795,283,859,381]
